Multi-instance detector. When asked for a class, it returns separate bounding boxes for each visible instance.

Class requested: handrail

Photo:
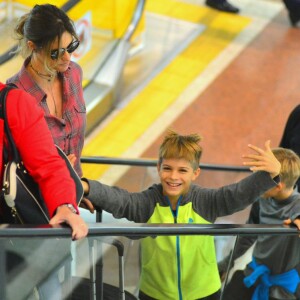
[0,0,82,65]
[123,0,146,42]
[60,0,81,12]
[0,223,297,238]
[85,0,146,90]
[0,0,145,66]
[80,156,250,172]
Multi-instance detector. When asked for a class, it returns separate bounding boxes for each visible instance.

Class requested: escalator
[0,0,146,134]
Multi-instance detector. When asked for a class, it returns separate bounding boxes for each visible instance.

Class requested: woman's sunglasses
[50,40,80,60]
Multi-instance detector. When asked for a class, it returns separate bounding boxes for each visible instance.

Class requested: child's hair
[273,147,300,189]
[158,130,203,170]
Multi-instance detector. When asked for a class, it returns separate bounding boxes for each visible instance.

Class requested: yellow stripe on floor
[82,0,250,179]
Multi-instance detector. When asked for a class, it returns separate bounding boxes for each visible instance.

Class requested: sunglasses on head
[50,40,80,60]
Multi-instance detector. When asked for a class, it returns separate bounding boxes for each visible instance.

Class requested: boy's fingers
[264,140,271,150]
[243,154,266,160]
[247,140,271,155]
[284,218,300,229]
[247,144,264,154]
[244,161,264,167]
[249,166,266,171]
[80,198,95,214]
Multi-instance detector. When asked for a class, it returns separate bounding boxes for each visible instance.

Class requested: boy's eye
[162,167,171,171]
[179,169,188,173]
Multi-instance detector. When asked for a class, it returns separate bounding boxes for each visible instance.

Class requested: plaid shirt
[7,58,86,177]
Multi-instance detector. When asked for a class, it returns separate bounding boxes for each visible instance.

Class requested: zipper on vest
[167,195,182,224]
[166,195,183,300]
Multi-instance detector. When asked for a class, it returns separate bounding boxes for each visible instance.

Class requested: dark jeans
[222,270,254,300]
[139,290,221,300]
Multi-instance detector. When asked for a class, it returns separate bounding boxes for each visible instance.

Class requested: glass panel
[1,229,298,300]
[2,234,141,300]
[1,153,296,299]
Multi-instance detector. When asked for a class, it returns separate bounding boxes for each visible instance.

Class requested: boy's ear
[193,167,201,180]
[275,181,285,191]
[277,182,282,188]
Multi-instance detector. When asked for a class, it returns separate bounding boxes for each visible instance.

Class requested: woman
[4,5,89,299]
[7,4,86,177]
[0,83,88,238]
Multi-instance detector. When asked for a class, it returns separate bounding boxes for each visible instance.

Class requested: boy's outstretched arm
[242,140,281,178]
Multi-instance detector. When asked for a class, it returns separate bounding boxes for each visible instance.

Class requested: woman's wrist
[55,203,78,214]
[56,204,77,214]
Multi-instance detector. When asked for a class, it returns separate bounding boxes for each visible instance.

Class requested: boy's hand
[81,180,90,195]
[284,218,300,230]
[67,154,76,168]
[80,197,95,214]
[242,140,281,178]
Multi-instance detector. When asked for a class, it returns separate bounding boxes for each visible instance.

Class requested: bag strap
[0,85,22,164]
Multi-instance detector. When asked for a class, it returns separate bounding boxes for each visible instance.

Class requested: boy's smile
[158,158,200,204]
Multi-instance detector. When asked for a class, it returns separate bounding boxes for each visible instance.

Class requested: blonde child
[82,131,281,300]
[221,147,300,300]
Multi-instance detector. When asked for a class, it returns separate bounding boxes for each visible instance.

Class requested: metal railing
[0,223,297,238]
[80,156,251,173]
[1,223,297,300]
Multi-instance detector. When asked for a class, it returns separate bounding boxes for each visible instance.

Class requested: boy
[82,131,281,300]
[220,147,300,300]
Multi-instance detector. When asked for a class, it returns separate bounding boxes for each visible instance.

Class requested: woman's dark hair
[14,4,78,59]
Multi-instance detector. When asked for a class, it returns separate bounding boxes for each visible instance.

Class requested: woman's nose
[61,50,71,60]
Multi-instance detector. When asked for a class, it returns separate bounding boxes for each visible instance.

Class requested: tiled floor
[79,0,300,228]
[143,2,300,166]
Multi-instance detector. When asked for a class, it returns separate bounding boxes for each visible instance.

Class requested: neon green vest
[140,202,221,300]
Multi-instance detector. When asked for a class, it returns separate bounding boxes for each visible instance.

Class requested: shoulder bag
[0,85,83,224]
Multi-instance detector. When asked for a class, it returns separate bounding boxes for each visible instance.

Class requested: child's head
[263,147,300,199]
[158,130,203,170]
[157,131,202,201]
[273,147,300,189]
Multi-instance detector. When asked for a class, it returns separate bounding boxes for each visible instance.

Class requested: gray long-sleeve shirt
[228,190,300,274]
[85,171,279,299]
[86,171,277,223]
[219,190,300,299]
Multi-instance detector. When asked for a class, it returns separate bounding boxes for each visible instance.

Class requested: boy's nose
[169,171,178,179]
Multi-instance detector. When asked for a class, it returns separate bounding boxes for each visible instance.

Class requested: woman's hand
[49,205,88,240]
